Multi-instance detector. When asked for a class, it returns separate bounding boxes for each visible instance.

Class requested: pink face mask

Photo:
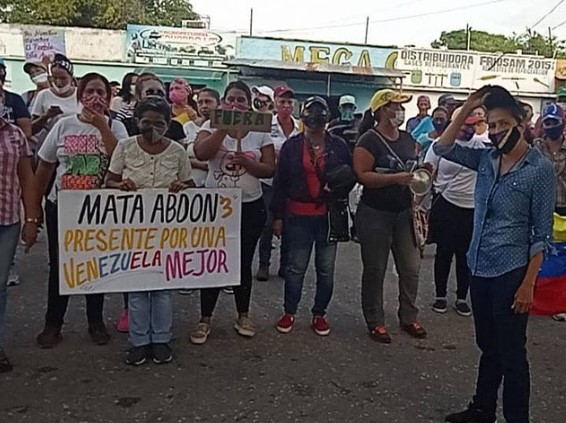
[222,101,249,111]
[82,94,108,113]
[169,89,187,105]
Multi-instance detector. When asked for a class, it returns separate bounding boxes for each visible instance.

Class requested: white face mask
[393,110,405,127]
[32,73,48,85]
[52,84,73,96]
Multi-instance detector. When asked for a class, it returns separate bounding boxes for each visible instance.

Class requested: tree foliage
[0,0,199,30]
[432,28,566,58]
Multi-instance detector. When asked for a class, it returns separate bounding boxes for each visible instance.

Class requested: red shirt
[287,142,327,216]
[0,121,31,225]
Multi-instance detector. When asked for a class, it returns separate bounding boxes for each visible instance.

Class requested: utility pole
[364,16,370,44]
[549,26,555,58]
[466,24,472,50]
[249,8,254,37]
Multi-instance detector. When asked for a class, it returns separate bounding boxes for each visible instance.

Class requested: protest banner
[57,189,241,295]
[23,27,66,62]
[210,109,272,133]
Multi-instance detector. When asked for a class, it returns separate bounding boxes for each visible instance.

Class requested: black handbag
[327,198,351,243]
[305,138,355,243]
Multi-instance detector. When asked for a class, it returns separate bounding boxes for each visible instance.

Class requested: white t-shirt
[184,120,207,187]
[109,136,191,189]
[198,120,274,203]
[38,115,129,202]
[262,114,300,187]
[31,88,79,117]
[424,135,487,209]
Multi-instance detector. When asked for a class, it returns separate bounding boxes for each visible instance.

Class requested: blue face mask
[339,107,355,122]
[544,123,565,141]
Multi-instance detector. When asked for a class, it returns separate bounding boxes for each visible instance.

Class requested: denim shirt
[433,143,555,278]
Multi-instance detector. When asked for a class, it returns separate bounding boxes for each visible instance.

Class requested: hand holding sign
[211,109,271,171]
[119,178,137,191]
[169,180,190,193]
[231,151,254,169]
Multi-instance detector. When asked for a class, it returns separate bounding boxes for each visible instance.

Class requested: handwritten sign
[23,27,66,61]
[210,109,272,133]
[57,189,241,295]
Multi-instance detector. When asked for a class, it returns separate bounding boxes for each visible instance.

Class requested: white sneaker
[7,268,20,286]
[552,313,566,322]
[234,317,256,338]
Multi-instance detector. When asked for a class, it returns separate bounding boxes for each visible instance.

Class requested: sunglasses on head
[144,88,165,97]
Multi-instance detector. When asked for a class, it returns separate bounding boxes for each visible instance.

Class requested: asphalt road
[1,235,565,423]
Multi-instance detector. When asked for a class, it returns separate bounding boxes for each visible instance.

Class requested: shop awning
[224,59,406,79]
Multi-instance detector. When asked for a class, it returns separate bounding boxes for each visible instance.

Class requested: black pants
[200,199,266,316]
[471,266,530,423]
[45,200,105,328]
[431,195,473,300]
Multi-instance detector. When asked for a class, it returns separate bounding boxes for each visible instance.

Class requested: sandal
[190,322,211,345]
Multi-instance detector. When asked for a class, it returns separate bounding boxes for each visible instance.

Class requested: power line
[260,0,509,34]
[552,19,566,30]
[531,0,566,29]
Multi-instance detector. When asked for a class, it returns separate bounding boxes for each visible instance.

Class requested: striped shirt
[0,120,31,225]
[115,103,136,122]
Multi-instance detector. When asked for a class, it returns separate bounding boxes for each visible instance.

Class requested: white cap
[252,85,275,101]
[339,95,357,107]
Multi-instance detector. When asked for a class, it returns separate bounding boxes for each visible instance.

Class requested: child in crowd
[106,96,193,365]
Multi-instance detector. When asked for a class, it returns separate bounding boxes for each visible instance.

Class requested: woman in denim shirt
[271,97,352,336]
[436,86,554,423]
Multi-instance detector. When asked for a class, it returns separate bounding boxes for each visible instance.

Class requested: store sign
[125,24,235,68]
[386,48,556,94]
[556,59,566,80]
[236,36,393,68]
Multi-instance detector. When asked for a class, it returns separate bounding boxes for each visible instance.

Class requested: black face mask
[489,127,521,154]
[301,106,329,129]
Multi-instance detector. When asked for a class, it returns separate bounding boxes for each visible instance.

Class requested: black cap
[304,96,329,111]
[482,85,523,121]
[438,94,456,106]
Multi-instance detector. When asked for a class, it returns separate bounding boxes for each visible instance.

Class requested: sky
[191,0,566,48]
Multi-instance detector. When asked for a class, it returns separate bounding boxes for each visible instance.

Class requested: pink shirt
[0,121,31,225]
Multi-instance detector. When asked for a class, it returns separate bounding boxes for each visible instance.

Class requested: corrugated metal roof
[225,59,406,78]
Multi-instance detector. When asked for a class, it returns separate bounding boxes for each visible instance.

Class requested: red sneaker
[312,315,331,336]
[276,314,295,333]
[117,309,129,333]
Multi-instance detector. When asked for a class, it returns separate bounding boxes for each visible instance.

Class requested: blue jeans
[284,215,337,316]
[471,266,530,423]
[128,290,173,347]
[0,223,21,348]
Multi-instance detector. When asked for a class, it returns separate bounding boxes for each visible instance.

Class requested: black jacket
[271,132,353,220]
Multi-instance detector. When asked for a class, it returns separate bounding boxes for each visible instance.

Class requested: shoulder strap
[371,129,405,169]
[304,136,326,205]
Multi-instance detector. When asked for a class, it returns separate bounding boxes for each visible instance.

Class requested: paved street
[1,234,565,423]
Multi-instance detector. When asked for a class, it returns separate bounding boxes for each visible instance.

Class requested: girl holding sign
[106,96,193,366]
[191,81,275,344]
[34,73,129,349]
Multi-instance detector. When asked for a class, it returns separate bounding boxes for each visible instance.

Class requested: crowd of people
[1,53,565,423]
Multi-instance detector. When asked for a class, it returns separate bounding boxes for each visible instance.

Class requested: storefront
[232,36,405,114]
